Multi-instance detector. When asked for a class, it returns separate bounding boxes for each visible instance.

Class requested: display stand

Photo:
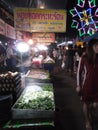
[4,119,54,129]
[1,70,55,130]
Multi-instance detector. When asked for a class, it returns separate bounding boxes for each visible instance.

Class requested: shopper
[65,44,75,76]
[6,43,19,71]
[57,46,63,69]
[76,39,98,130]
[52,48,58,65]
[74,46,83,72]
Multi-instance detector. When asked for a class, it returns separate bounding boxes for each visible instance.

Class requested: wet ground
[51,69,86,130]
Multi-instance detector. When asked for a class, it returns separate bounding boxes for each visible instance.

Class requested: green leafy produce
[15,90,55,110]
[42,85,53,91]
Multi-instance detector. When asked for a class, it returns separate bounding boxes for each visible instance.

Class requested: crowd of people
[51,43,86,76]
[4,41,86,74]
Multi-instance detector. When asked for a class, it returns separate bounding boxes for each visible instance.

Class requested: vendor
[6,43,19,71]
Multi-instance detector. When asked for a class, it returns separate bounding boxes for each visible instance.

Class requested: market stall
[4,83,55,129]
[25,69,51,84]
[0,71,25,103]
[12,83,55,120]
[31,55,44,69]
[1,68,55,129]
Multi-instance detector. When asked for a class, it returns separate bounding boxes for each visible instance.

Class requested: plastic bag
[61,62,65,69]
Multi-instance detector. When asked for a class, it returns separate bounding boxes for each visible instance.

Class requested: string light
[69,0,98,37]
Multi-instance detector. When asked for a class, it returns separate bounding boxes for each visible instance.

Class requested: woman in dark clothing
[65,44,75,75]
[76,39,98,130]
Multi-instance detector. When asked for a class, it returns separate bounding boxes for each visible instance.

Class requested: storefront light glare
[16,42,29,53]
[28,39,34,45]
[34,47,38,52]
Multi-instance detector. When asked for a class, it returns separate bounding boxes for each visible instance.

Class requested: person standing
[76,39,98,130]
[52,48,58,65]
[57,46,62,69]
[74,46,83,73]
[6,43,19,71]
[65,44,75,76]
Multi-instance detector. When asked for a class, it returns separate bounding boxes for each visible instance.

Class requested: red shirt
[77,55,98,102]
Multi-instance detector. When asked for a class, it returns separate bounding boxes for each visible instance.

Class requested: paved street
[51,70,86,130]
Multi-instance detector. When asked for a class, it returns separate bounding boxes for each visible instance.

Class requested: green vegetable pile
[15,87,55,110]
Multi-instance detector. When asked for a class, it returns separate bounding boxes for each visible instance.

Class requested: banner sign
[0,19,6,35]
[16,31,23,40]
[32,33,55,43]
[14,8,67,32]
[6,24,16,39]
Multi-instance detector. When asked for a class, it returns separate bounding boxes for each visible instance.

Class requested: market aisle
[51,70,86,130]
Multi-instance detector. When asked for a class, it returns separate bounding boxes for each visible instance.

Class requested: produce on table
[27,69,50,79]
[14,84,55,110]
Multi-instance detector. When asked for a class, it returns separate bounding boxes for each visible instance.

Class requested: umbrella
[83,32,98,42]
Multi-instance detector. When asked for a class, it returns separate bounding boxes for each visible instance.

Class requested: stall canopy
[57,41,73,46]
[57,42,67,46]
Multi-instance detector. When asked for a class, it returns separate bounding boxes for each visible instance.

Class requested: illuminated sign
[32,33,55,43]
[14,8,67,32]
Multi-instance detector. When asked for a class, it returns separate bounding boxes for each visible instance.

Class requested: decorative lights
[69,0,98,37]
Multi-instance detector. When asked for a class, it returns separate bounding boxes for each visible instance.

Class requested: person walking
[52,48,58,65]
[76,39,98,130]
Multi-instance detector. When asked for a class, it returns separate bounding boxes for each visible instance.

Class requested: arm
[76,56,85,94]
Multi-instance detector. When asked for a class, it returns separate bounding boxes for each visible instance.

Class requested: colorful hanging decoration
[69,0,98,37]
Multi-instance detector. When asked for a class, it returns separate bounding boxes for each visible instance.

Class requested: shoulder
[80,54,87,64]
[81,53,87,59]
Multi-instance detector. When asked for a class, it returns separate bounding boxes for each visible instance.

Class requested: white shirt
[6,47,14,59]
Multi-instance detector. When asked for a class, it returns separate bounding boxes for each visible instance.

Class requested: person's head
[7,43,14,48]
[87,39,98,54]
[86,39,98,64]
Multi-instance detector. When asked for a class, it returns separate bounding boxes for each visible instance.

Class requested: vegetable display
[27,69,50,79]
[14,84,55,110]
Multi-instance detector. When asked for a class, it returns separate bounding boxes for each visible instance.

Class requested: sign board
[32,33,55,43]
[0,19,6,35]
[16,31,23,40]
[6,24,16,39]
[14,8,67,32]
